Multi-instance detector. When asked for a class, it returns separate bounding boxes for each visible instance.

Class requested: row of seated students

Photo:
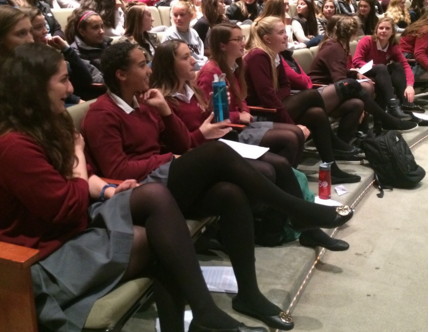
[0,4,427,332]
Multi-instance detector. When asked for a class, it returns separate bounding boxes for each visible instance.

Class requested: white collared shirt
[107,90,139,114]
[171,84,195,104]
[275,54,281,67]
[376,39,389,53]
[231,62,239,73]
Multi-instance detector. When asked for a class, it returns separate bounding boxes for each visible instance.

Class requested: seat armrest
[248,106,277,113]
[100,178,125,186]
[0,241,40,268]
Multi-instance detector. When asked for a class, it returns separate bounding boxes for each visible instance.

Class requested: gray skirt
[31,189,134,332]
[140,158,174,186]
[238,121,273,145]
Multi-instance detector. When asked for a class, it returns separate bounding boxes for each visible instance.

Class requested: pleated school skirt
[31,189,134,332]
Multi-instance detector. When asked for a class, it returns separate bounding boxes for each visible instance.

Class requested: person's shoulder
[0,132,41,159]
[199,60,222,76]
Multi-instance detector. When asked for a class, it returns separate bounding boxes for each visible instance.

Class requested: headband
[77,11,97,29]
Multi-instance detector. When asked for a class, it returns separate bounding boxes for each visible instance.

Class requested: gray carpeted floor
[290,140,428,332]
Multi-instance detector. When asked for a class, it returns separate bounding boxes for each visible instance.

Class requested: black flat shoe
[188,321,268,332]
[331,174,361,184]
[290,205,354,231]
[333,146,362,158]
[232,297,294,331]
[299,234,350,251]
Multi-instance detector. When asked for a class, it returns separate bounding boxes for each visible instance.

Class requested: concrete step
[122,125,428,332]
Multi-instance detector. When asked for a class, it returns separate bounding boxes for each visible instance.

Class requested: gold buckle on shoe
[279,312,293,323]
[336,205,352,216]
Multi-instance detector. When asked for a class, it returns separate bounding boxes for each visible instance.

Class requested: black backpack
[362,130,426,189]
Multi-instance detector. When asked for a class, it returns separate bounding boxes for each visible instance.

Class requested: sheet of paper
[358,60,373,74]
[156,310,193,332]
[412,112,428,120]
[315,196,342,206]
[334,185,349,196]
[201,266,238,293]
[357,78,372,83]
[219,139,269,159]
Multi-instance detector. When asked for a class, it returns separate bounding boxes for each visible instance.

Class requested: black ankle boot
[387,99,411,120]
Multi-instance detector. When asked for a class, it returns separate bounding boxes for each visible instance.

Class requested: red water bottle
[318,162,332,199]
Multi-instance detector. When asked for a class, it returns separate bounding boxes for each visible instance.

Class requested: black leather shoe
[299,234,350,251]
[333,146,362,158]
[290,205,354,231]
[387,99,412,119]
[188,321,268,332]
[331,174,361,184]
[232,297,294,331]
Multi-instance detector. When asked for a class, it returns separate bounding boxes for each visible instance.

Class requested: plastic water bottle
[212,73,229,122]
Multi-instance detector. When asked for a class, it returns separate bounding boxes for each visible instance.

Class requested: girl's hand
[137,89,171,116]
[297,124,310,139]
[239,111,253,124]
[74,133,85,152]
[404,85,415,103]
[47,36,69,51]
[356,73,374,83]
[199,112,232,139]
[115,179,138,194]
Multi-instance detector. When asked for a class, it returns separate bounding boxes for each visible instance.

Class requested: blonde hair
[171,0,197,21]
[246,16,283,89]
[385,0,411,25]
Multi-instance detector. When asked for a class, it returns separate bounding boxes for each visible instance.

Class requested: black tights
[259,122,305,167]
[367,63,409,108]
[127,184,239,331]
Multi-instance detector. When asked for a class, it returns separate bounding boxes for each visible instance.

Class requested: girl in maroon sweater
[244,16,361,184]
[308,15,417,134]
[352,17,423,116]
[151,32,350,251]
[0,43,267,332]
[83,42,355,331]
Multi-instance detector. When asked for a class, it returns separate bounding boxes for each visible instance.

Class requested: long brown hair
[150,40,208,109]
[64,8,101,44]
[0,6,28,63]
[124,2,148,45]
[209,23,247,111]
[371,17,398,46]
[319,15,358,54]
[0,43,76,178]
[357,0,379,35]
[256,0,287,24]
[202,0,227,27]
[402,9,428,37]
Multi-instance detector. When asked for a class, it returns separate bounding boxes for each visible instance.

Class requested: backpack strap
[373,174,393,198]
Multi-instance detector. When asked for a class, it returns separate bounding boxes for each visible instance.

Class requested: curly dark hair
[101,42,139,96]
[0,43,77,178]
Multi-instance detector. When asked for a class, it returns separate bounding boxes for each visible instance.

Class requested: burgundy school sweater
[308,39,356,84]
[0,133,90,259]
[282,57,313,90]
[352,36,414,85]
[81,93,191,181]
[244,48,295,124]
[197,60,250,124]
[167,95,211,148]
[399,33,428,70]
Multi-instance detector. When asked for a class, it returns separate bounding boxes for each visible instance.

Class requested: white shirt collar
[171,84,194,103]
[275,54,281,67]
[376,39,389,52]
[231,62,239,73]
[107,90,139,114]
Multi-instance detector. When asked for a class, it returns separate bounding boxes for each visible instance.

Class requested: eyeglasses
[229,36,246,42]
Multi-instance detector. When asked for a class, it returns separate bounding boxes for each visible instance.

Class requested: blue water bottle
[212,73,229,122]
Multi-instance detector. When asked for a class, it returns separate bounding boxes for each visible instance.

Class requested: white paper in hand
[358,60,373,75]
